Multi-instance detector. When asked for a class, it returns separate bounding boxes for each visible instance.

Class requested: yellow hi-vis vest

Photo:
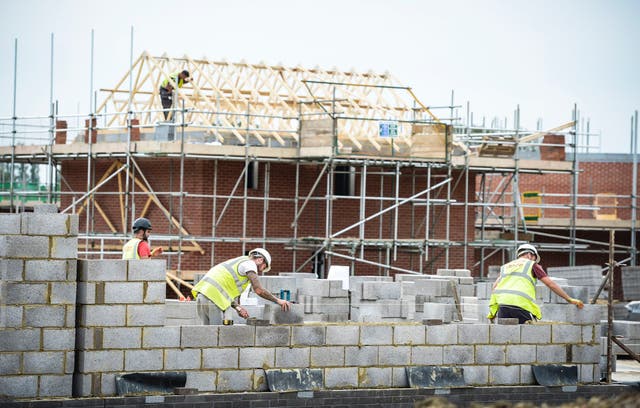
[161,72,184,90]
[489,257,541,320]
[122,238,142,260]
[191,256,251,311]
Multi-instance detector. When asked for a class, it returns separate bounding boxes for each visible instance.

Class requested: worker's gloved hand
[234,306,249,319]
[277,298,292,312]
[569,298,584,309]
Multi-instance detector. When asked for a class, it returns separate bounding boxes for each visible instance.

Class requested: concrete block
[426,323,457,345]
[394,324,425,345]
[5,282,48,305]
[239,347,275,369]
[25,260,67,281]
[423,302,454,323]
[185,371,216,391]
[521,324,551,344]
[310,346,344,367]
[475,345,506,364]
[0,375,38,398]
[579,364,597,384]
[265,303,305,324]
[410,345,443,365]
[127,259,166,281]
[490,324,521,344]
[360,325,392,345]
[164,348,201,370]
[292,325,325,346]
[78,259,127,282]
[32,204,58,214]
[0,259,23,281]
[256,326,290,347]
[325,367,358,388]
[443,345,474,364]
[22,351,63,374]
[100,372,117,396]
[309,296,349,315]
[124,350,164,371]
[202,347,239,369]
[489,365,521,385]
[142,326,181,348]
[476,282,493,300]
[51,237,77,259]
[572,344,601,363]
[77,350,124,372]
[464,365,489,386]
[362,281,401,300]
[344,345,378,366]
[0,353,21,375]
[217,325,256,347]
[65,351,74,374]
[127,304,165,326]
[21,213,67,235]
[102,327,142,349]
[79,305,126,326]
[43,328,75,350]
[300,278,330,297]
[612,320,640,339]
[0,214,21,234]
[392,367,408,387]
[0,328,40,351]
[25,305,66,327]
[551,324,582,343]
[520,365,535,384]
[275,347,310,368]
[145,282,167,303]
[379,346,410,366]
[49,282,76,305]
[1,305,22,328]
[0,235,49,258]
[259,276,298,295]
[536,344,567,363]
[506,344,537,364]
[329,279,349,297]
[358,367,392,388]
[326,324,359,345]
[77,282,95,304]
[104,282,143,304]
[180,325,219,348]
[459,323,489,344]
[216,369,253,392]
[582,325,596,343]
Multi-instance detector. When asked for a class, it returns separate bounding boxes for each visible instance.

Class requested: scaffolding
[1,47,638,279]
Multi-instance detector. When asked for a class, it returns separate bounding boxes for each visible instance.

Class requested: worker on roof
[122,217,163,259]
[159,69,191,120]
[487,243,584,324]
[191,248,292,325]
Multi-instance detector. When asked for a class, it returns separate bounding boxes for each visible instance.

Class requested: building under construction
[0,52,638,281]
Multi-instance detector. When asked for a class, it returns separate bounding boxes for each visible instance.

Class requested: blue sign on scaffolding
[378,121,399,138]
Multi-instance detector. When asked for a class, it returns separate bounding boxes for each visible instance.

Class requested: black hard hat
[181,70,190,77]
[132,217,152,232]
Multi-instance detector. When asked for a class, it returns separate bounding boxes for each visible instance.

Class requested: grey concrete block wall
[0,212,78,399]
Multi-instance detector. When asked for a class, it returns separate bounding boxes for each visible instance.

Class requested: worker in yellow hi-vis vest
[191,248,292,325]
[159,70,190,120]
[488,244,584,324]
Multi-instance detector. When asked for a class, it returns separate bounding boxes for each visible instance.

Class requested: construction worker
[487,243,584,324]
[191,248,292,325]
[122,217,163,260]
[159,69,191,120]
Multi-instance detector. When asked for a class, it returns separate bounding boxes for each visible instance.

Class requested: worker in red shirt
[122,217,163,259]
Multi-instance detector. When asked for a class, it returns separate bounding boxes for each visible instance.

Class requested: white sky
[1,0,638,153]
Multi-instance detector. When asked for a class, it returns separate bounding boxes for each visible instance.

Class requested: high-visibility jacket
[487,257,541,319]
[122,238,142,260]
[192,256,251,311]
[161,72,185,90]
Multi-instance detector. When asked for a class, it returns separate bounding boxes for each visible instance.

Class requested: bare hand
[277,299,292,312]
[151,247,163,256]
[235,306,249,319]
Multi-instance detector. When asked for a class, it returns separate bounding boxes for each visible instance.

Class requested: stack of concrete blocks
[547,265,605,300]
[471,281,493,323]
[0,206,78,399]
[348,276,410,322]
[298,277,350,322]
[164,299,198,326]
[395,274,453,323]
[73,258,167,397]
[621,266,640,300]
[601,320,640,356]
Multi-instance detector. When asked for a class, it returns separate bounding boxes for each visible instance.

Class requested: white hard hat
[250,248,271,272]
[517,243,540,263]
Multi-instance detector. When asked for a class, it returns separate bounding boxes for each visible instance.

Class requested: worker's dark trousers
[497,304,535,324]
[159,87,173,120]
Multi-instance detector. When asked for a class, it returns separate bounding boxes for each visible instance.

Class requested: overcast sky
[1,0,638,153]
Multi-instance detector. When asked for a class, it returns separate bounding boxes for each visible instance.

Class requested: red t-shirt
[532,263,547,279]
[137,240,151,258]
